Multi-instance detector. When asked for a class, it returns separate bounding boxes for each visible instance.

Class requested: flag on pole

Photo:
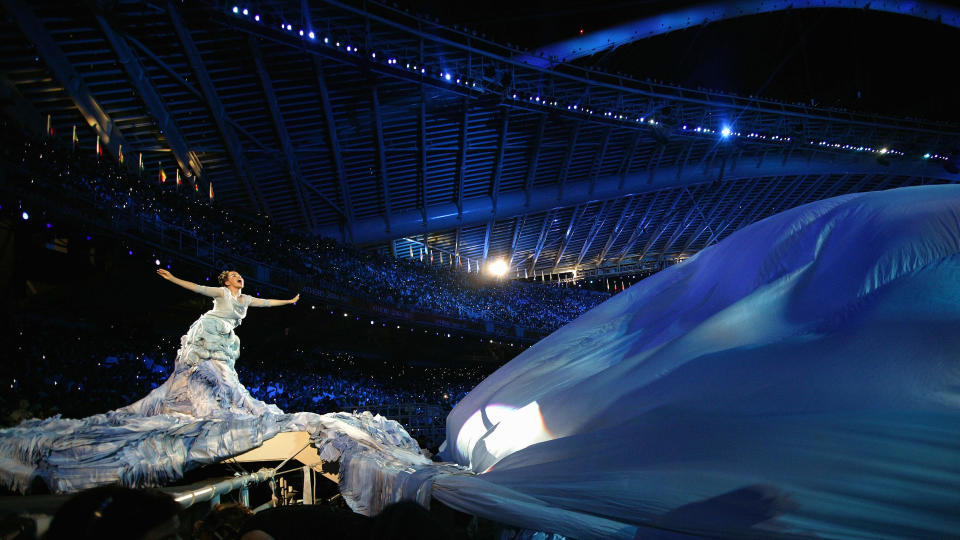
[209,181,214,200]
[72,125,78,148]
[46,115,53,136]
[118,144,124,165]
[138,153,143,177]
[409,245,414,258]
[439,252,444,264]
[430,251,434,264]
[159,163,166,183]
[176,169,181,188]
[95,136,101,157]
[419,248,423,262]
[524,268,528,279]
[467,259,471,273]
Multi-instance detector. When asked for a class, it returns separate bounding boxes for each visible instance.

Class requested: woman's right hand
[156,268,173,280]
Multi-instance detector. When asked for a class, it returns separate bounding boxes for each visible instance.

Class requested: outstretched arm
[156,269,223,297]
[249,294,299,308]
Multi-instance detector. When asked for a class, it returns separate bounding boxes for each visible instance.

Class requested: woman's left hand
[290,294,300,304]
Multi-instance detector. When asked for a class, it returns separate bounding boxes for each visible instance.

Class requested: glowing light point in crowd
[486,259,508,276]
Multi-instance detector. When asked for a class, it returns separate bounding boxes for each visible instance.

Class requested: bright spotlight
[232,6,238,13]
[486,259,508,277]
[721,126,732,138]
[21,211,29,220]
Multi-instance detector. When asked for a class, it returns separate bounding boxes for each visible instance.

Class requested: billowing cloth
[433,185,960,538]
[0,286,424,494]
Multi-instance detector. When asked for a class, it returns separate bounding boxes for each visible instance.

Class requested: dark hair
[217,270,238,287]
[45,485,182,539]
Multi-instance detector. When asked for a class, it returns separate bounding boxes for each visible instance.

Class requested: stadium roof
[2,0,958,278]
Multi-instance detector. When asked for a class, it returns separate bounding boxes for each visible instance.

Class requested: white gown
[0,286,425,495]
[121,286,281,418]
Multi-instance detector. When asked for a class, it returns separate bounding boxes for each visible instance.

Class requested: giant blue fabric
[434,185,960,538]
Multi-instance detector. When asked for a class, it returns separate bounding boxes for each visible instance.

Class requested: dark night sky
[398,1,960,123]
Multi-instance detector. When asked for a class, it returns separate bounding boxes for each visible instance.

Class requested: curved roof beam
[4,0,133,172]
[319,156,955,244]
[517,1,960,67]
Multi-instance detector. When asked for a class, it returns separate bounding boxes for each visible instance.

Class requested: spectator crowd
[1,121,610,334]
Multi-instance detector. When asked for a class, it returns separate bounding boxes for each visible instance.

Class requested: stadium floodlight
[21,211,28,220]
[232,6,238,13]
[308,31,315,39]
[242,8,248,15]
[254,14,259,21]
[486,259,508,277]
[721,126,732,138]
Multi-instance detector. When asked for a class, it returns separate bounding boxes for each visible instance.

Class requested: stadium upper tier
[1,0,957,279]
[1,127,609,334]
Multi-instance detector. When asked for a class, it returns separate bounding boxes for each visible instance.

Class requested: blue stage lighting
[254,14,259,21]
[721,127,732,138]
[308,31,315,39]
[445,73,451,81]
[21,211,28,220]
[299,29,304,36]
[232,6,238,13]
[242,8,248,15]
